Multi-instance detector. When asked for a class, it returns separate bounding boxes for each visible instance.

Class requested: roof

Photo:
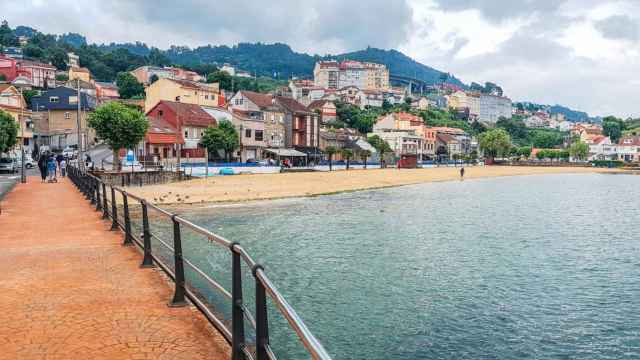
[0,84,16,92]
[95,82,118,90]
[166,78,216,92]
[241,91,274,109]
[436,133,459,143]
[308,100,333,109]
[30,86,96,111]
[275,96,312,114]
[152,101,217,128]
[146,116,183,144]
[264,148,307,157]
[432,126,466,135]
[70,67,90,73]
[16,59,56,70]
[619,136,640,146]
[590,135,608,144]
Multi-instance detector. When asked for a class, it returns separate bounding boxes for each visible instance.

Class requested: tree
[569,140,589,161]
[516,146,532,159]
[603,116,623,143]
[479,129,511,161]
[88,102,148,171]
[360,149,372,169]
[206,70,232,91]
[149,74,159,84]
[341,148,353,170]
[0,110,18,154]
[532,131,562,148]
[367,135,392,167]
[324,146,338,171]
[55,73,69,82]
[200,122,239,163]
[116,72,145,99]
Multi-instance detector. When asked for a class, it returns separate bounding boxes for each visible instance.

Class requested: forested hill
[99,42,464,86]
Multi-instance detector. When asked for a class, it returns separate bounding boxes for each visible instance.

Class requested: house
[572,123,603,143]
[435,133,462,160]
[68,67,91,82]
[369,129,424,163]
[524,115,550,128]
[3,47,23,59]
[411,97,430,110]
[144,78,222,112]
[30,86,97,150]
[95,82,120,101]
[432,127,471,154]
[131,66,175,85]
[588,135,617,160]
[479,94,512,123]
[374,112,436,159]
[67,52,80,68]
[0,84,34,153]
[308,100,337,124]
[231,109,266,162]
[361,90,384,108]
[617,136,640,162]
[274,96,321,161]
[0,55,56,88]
[336,86,364,106]
[319,127,365,160]
[426,94,448,109]
[228,90,286,149]
[447,91,480,118]
[144,101,217,162]
[314,60,389,90]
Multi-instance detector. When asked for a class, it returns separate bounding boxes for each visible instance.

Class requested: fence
[67,165,331,360]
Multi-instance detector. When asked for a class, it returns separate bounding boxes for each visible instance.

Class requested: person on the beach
[37,153,48,183]
[460,167,465,179]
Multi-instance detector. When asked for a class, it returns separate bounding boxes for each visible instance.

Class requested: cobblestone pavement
[0,177,229,360]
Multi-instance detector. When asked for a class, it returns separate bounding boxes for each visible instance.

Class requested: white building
[369,130,425,160]
[479,94,512,123]
[314,60,389,90]
[524,115,549,128]
[220,64,236,76]
[588,136,617,160]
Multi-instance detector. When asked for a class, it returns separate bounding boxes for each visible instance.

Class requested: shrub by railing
[67,165,332,360]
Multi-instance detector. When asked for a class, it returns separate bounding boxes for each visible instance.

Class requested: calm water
[173,173,640,359]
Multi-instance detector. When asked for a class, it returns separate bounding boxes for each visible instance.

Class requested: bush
[591,160,624,168]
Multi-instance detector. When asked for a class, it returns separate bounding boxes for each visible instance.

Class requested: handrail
[66,165,332,360]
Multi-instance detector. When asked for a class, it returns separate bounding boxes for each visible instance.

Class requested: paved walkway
[0,178,229,360]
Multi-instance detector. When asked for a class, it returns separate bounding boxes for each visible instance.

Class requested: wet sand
[124,166,621,205]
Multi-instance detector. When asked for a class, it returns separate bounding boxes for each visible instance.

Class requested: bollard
[140,200,154,268]
[169,215,187,307]
[230,244,246,360]
[102,183,108,219]
[253,264,270,360]
[110,187,118,231]
[122,192,133,246]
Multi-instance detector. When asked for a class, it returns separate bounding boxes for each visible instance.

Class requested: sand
[123,166,622,205]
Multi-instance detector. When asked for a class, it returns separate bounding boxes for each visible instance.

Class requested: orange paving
[0,178,230,360]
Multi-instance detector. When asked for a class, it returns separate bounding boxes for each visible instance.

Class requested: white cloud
[2,0,638,117]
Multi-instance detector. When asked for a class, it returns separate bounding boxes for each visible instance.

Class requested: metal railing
[67,165,332,360]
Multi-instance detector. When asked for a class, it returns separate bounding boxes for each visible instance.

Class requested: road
[86,144,113,170]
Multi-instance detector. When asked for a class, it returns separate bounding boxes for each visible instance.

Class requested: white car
[16,155,35,169]
[62,146,78,159]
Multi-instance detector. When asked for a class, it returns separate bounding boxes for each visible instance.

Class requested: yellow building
[0,84,34,151]
[144,78,221,112]
[68,67,92,83]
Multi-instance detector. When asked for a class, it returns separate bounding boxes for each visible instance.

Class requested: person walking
[37,153,48,183]
[47,156,57,183]
[460,167,465,179]
[60,158,67,178]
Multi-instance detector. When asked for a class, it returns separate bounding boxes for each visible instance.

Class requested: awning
[146,133,181,145]
[264,148,307,157]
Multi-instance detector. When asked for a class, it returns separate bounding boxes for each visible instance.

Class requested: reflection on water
[173,174,640,360]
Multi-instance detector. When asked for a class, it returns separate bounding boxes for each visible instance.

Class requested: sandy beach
[124,166,622,205]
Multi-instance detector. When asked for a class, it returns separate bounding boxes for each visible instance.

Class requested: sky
[3,0,640,118]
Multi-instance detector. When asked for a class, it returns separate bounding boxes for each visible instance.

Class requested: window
[255,130,264,141]
[204,95,209,100]
[235,98,244,106]
[69,96,78,104]
[64,112,71,119]
[184,129,189,138]
[158,110,163,116]
[49,96,59,103]
[245,129,252,138]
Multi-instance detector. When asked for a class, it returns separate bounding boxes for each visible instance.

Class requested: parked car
[0,158,17,173]
[16,154,35,169]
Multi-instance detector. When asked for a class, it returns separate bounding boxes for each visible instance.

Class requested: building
[227,90,286,150]
[617,136,640,162]
[231,109,266,162]
[3,47,23,59]
[30,86,97,150]
[95,82,120,101]
[308,100,337,124]
[446,91,481,118]
[479,94,512,123]
[220,64,235,76]
[314,60,389,90]
[68,67,92,83]
[131,66,175,85]
[588,136,617,160]
[144,78,222,112]
[144,101,217,162]
[0,84,34,153]
[411,97,430,110]
[274,96,321,161]
[524,115,550,128]
[0,55,56,88]
[572,123,603,142]
[432,126,472,154]
[435,133,462,160]
[373,112,434,159]
[369,129,425,162]
[67,52,80,68]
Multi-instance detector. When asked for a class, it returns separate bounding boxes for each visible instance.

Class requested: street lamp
[8,78,32,183]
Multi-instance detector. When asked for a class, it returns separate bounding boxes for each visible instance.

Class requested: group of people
[37,153,67,183]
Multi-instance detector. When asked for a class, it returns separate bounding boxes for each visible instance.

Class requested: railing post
[90,178,97,205]
[110,187,118,231]
[95,179,102,211]
[122,191,133,246]
[140,200,154,268]
[253,265,270,360]
[102,183,108,219]
[230,244,246,360]
[169,215,187,307]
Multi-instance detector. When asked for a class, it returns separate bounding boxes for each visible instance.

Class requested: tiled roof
[0,84,15,92]
[17,59,56,70]
[308,100,329,109]
[167,78,215,92]
[275,96,311,114]
[436,133,458,143]
[619,136,640,146]
[241,91,274,109]
[155,101,217,128]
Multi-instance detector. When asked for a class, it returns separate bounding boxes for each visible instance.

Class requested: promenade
[0,178,229,360]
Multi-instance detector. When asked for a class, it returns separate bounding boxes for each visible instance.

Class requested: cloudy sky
[4,0,639,117]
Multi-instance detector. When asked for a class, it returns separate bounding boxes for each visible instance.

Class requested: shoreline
[125,166,625,206]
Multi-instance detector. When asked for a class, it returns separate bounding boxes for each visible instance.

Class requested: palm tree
[325,146,338,171]
[341,148,353,170]
[360,150,372,169]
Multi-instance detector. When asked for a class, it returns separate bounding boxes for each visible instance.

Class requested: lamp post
[11,78,33,183]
